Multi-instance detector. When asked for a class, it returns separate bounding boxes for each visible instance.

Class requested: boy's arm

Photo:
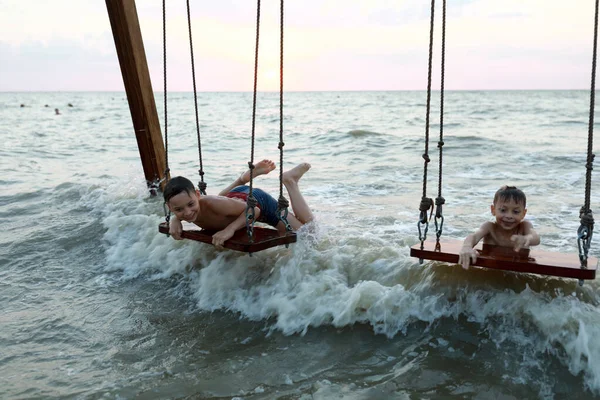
[169,215,183,240]
[511,220,540,251]
[205,197,261,248]
[458,222,492,270]
[211,207,261,248]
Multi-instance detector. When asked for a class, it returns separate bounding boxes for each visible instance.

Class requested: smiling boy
[458,185,540,269]
[163,160,314,248]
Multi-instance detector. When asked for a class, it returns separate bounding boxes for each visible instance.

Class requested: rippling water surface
[1,90,600,399]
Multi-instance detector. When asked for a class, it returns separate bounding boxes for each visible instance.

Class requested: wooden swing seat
[410,238,597,280]
[158,222,296,253]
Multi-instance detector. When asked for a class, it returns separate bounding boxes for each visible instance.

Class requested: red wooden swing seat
[158,222,296,253]
[410,238,597,280]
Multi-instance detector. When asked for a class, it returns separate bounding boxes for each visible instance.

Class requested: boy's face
[167,190,200,222]
[491,198,527,231]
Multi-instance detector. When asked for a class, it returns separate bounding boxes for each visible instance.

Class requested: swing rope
[185,0,207,195]
[578,0,599,270]
[156,1,294,251]
[413,1,596,280]
[277,0,292,232]
[245,0,262,242]
[417,0,437,252]
[162,0,171,226]
[434,0,447,248]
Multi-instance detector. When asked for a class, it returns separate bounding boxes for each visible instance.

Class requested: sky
[0,0,597,91]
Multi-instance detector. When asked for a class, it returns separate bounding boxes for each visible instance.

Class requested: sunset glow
[0,0,597,91]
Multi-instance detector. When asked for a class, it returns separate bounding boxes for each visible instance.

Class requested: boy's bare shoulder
[520,219,534,228]
[480,221,495,231]
[518,219,536,233]
[479,221,498,242]
[200,194,245,213]
[198,194,224,202]
[199,194,234,206]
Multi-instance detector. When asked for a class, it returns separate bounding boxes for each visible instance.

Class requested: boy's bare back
[194,195,251,231]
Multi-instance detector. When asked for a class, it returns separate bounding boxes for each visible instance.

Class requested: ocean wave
[82,175,600,395]
[347,129,384,137]
[6,90,600,397]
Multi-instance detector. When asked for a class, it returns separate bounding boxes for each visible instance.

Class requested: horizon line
[0,88,597,94]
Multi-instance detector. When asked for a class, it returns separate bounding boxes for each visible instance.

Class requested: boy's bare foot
[283,163,311,184]
[240,159,276,184]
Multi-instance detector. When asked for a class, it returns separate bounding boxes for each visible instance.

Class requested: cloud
[0,0,597,91]
[0,39,123,91]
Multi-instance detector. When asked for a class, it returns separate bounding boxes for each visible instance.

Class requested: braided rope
[417,0,436,251]
[246,0,261,241]
[437,0,446,201]
[578,0,599,273]
[185,0,206,195]
[162,0,170,225]
[435,0,447,240]
[422,0,435,201]
[277,0,292,232]
[279,0,285,200]
[162,0,168,180]
[584,0,598,213]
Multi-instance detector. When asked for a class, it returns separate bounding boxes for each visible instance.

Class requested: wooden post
[105,0,167,194]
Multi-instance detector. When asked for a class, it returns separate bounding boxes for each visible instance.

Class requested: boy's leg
[276,214,303,232]
[282,163,314,225]
[218,159,276,196]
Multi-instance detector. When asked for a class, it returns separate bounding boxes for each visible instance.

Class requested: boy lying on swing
[163,160,314,248]
[458,185,540,269]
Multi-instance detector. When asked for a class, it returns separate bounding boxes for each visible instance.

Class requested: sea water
[1,90,600,399]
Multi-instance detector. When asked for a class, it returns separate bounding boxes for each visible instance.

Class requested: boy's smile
[168,191,200,222]
[491,199,527,231]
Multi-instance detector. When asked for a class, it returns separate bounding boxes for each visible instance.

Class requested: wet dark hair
[163,176,196,203]
[493,185,526,207]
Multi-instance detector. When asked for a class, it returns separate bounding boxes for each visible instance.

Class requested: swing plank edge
[410,239,597,280]
[158,222,297,252]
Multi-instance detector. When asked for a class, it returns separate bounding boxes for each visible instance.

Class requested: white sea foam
[85,171,600,395]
